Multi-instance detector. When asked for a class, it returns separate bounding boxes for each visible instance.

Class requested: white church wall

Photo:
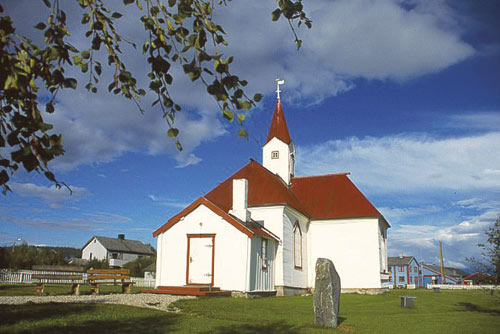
[82,237,107,261]
[248,236,276,291]
[282,207,309,289]
[262,137,292,184]
[155,232,164,288]
[308,218,382,289]
[248,206,285,286]
[157,204,249,291]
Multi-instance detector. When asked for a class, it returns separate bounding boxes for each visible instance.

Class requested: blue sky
[1,0,499,270]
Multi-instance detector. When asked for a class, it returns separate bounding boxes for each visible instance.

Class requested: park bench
[87,269,133,294]
[31,265,85,296]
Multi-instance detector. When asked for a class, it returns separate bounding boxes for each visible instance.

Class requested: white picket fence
[0,269,155,288]
[427,284,500,290]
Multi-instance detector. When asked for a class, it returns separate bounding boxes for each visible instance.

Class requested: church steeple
[262,79,295,185]
[265,99,291,145]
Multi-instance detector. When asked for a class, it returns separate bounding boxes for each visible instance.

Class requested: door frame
[186,234,215,286]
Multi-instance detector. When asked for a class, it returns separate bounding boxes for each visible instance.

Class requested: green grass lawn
[0,284,132,296]
[1,288,499,333]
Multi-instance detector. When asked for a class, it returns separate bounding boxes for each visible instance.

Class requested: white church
[153,82,390,295]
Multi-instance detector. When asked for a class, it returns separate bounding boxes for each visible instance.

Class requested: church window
[261,239,268,269]
[271,151,279,159]
[293,222,302,269]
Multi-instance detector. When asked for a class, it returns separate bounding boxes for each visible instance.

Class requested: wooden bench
[87,269,134,294]
[31,265,85,296]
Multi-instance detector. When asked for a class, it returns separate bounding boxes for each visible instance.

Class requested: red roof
[291,174,382,219]
[153,160,383,238]
[205,159,308,215]
[266,99,291,144]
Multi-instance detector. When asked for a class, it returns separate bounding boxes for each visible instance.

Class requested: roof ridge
[292,173,350,179]
[249,161,310,216]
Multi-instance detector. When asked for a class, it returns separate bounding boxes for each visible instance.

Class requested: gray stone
[314,258,341,328]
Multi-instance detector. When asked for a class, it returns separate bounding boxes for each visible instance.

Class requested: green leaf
[44,171,56,182]
[0,170,9,185]
[238,113,246,123]
[222,109,234,122]
[81,50,90,59]
[42,0,51,8]
[123,0,134,5]
[240,101,252,110]
[271,9,281,21]
[168,0,176,7]
[253,93,263,102]
[63,78,78,89]
[167,128,179,138]
[296,39,302,50]
[111,12,123,19]
[238,128,248,139]
[46,102,55,113]
[34,22,46,30]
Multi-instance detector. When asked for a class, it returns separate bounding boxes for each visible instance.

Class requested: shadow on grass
[201,320,303,334]
[201,318,347,334]
[0,303,94,325]
[457,302,500,315]
[0,303,179,334]
[17,315,179,334]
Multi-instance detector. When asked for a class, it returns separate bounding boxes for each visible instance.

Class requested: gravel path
[0,294,194,312]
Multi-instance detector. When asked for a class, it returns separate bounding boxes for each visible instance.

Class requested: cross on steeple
[276,78,284,100]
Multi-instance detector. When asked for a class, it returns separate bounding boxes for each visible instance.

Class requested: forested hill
[0,245,82,270]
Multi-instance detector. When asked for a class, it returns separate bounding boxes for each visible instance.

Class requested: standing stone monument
[314,258,341,328]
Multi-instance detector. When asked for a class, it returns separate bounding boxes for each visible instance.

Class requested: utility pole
[439,241,446,284]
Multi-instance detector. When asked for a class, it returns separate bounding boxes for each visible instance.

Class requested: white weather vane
[276,78,285,99]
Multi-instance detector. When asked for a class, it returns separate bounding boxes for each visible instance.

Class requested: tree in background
[123,256,155,277]
[0,244,69,269]
[466,214,500,283]
[83,258,109,270]
[0,0,311,193]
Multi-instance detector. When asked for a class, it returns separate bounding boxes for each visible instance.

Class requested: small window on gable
[271,151,279,159]
[293,222,302,269]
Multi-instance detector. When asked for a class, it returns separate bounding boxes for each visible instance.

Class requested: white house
[82,234,155,267]
[153,89,390,295]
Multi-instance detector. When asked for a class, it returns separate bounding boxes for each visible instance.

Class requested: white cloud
[10,182,88,206]
[304,0,474,81]
[446,112,500,131]
[297,132,500,193]
[2,211,131,231]
[148,194,188,209]
[455,198,500,211]
[4,0,476,171]
[388,210,497,268]
[379,205,442,223]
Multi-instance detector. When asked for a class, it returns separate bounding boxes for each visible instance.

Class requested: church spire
[265,79,291,145]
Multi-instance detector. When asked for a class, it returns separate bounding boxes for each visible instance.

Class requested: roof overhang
[153,196,279,242]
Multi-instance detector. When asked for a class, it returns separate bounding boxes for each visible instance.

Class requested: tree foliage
[466,214,500,282]
[122,255,155,277]
[0,0,311,193]
[0,244,72,269]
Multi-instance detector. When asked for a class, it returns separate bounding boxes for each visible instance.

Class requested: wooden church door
[187,234,214,285]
